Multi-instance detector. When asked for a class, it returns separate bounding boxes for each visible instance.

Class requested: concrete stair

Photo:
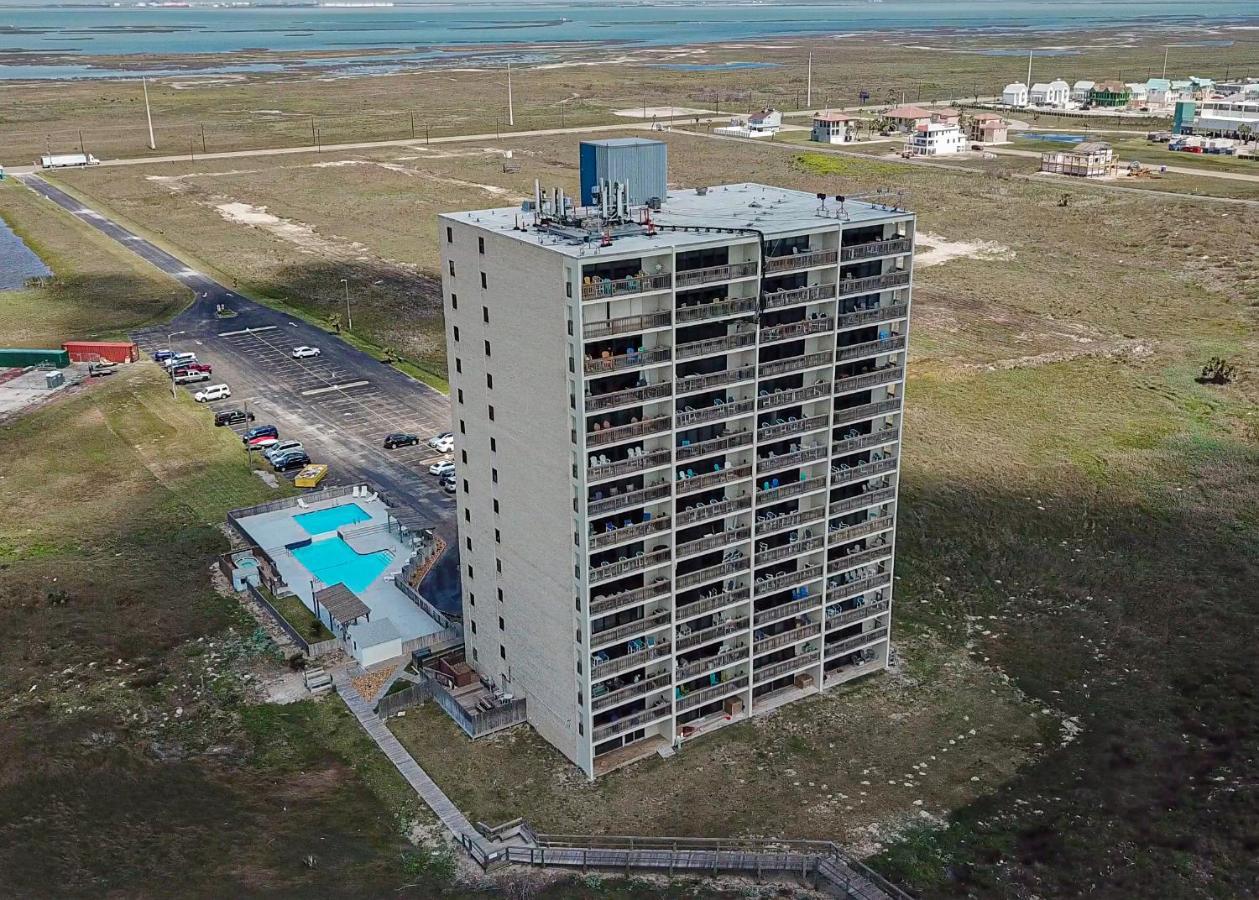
[304,666,332,695]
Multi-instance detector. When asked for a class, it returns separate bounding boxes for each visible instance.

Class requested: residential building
[883,104,935,132]
[1126,82,1149,107]
[1001,82,1029,107]
[1071,80,1096,104]
[1089,81,1131,108]
[1040,141,1117,177]
[1146,78,1176,108]
[811,112,856,144]
[966,111,1009,144]
[715,107,782,139]
[1183,94,1259,137]
[1030,79,1070,108]
[439,160,913,778]
[905,119,964,156]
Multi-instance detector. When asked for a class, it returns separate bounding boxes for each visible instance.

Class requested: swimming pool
[291,536,392,594]
[293,502,370,535]
[1018,132,1086,144]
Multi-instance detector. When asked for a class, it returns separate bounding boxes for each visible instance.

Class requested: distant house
[966,111,1009,144]
[1030,79,1071,108]
[1002,82,1029,107]
[714,107,782,139]
[1146,78,1175,108]
[1040,141,1117,177]
[884,104,935,132]
[811,112,856,144]
[905,119,965,156]
[1071,80,1096,104]
[1089,81,1132,108]
[1126,82,1149,107]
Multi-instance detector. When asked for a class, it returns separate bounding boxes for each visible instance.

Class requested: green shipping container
[0,348,70,368]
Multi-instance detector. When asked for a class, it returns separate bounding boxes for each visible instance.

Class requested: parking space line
[218,325,279,338]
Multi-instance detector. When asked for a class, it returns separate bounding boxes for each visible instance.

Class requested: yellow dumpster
[294,463,328,489]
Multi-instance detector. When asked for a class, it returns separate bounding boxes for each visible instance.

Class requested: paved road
[18,173,461,605]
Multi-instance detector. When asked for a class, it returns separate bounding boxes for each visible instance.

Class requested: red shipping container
[62,340,138,364]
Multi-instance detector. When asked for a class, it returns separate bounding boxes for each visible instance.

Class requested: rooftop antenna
[142,76,156,150]
[533,179,542,222]
[806,49,813,107]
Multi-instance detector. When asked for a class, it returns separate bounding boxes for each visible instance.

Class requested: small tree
[1197,357,1237,385]
[327,311,343,333]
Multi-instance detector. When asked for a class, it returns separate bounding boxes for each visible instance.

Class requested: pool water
[291,537,392,594]
[1018,132,1086,144]
[293,502,370,535]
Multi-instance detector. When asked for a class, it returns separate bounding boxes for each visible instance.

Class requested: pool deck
[235,494,442,646]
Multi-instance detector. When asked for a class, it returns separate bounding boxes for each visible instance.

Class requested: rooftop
[884,104,934,119]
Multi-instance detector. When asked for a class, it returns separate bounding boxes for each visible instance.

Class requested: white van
[162,352,197,370]
[194,383,231,403]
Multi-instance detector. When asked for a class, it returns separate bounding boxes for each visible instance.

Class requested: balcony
[591,639,672,680]
[831,457,898,488]
[588,415,672,449]
[836,271,911,298]
[586,381,673,414]
[836,335,906,363]
[588,448,671,483]
[589,580,670,617]
[829,486,897,517]
[590,547,671,585]
[836,303,909,331]
[676,365,757,396]
[840,237,913,262]
[759,317,834,345]
[759,381,831,411]
[584,346,672,375]
[582,272,672,301]
[833,366,904,397]
[826,597,891,630]
[677,586,749,622]
[756,535,825,566]
[754,621,822,655]
[831,429,898,457]
[762,283,837,312]
[592,702,671,741]
[764,248,838,274]
[677,645,748,680]
[677,430,753,462]
[757,414,829,443]
[826,571,892,604]
[676,398,755,429]
[756,474,828,506]
[675,494,752,527]
[676,464,753,499]
[676,525,750,559]
[676,675,749,712]
[592,609,672,650]
[675,260,759,288]
[676,556,749,591]
[676,296,759,325]
[826,544,893,576]
[754,564,823,598]
[676,331,757,361]
[828,514,895,545]
[825,626,889,660]
[583,309,672,340]
[756,506,825,537]
[758,351,832,379]
[758,444,828,476]
[677,615,750,652]
[590,514,672,550]
[588,482,671,518]
[754,594,819,627]
[834,397,903,430]
[753,649,820,685]
[592,672,672,713]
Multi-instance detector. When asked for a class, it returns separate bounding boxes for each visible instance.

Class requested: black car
[214,408,255,427]
[242,424,279,444]
[383,432,420,449]
[273,451,311,472]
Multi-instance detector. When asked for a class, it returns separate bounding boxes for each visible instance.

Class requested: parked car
[291,346,321,359]
[194,383,231,402]
[174,361,212,374]
[152,349,175,363]
[248,435,280,450]
[272,450,312,472]
[429,461,455,476]
[264,440,303,461]
[427,431,454,448]
[432,435,455,453]
[87,363,115,378]
[242,424,279,444]
[384,432,420,449]
[442,480,457,494]
[162,352,197,370]
[214,408,255,427]
[173,369,211,385]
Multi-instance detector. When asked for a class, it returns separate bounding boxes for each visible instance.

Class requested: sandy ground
[615,106,714,118]
[914,230,1012,268]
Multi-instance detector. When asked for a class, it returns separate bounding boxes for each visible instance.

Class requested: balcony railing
[676,556,749,591]
[586,381,673,413]
[827,597,891,630]
[676,494,752,527]
[588,415,672,448]
[676,365,757,395]
[676,525,751,560]
[590,514,672,550]
[588,448,671,483]
[831,428,898,457]
[829,487,897,517]
[756,535,825,566]
[840,237,913,262]
[677,430,753,462]
[676,464,753,498]
[754,594,819,627]
[754,621,822,654]
[837,303,909,331]
[826,571,892,604]
[832,366,904,397]
[676,296,759,325]
[831,457,898,488]
[592,702,671,741]
[677,675,749,711]
[590,547,671,585]
[834,397,903,430]
[759,318,834,344]
[753,649,820,685]
[758,351,832,379]
[825,626,889,659]
[591,640,672,680]
[677,616,750,652]
[592,609,672,650]
[589,580,670,617]
[584,346,672,375]
[588,482,672,518]
[764,248,838,274]
[677,586,750,622]
[592,672,673,713]
[756,506,826,537]
[762,283,837,312]
[830,513,895,544]
[583,309,672,339]
[836,271,911,297]
[826,544,893,576]
[676,331,757,360]
[676,645,748,680]
[755,564,824,598]
[676,398,755,429]
[582,272,672,301]
[757,474,828,506]
[675,260,759,288]
[758,414,829,443]
[758,444,828,476]
[836,335,906,363]
[759,381,831,411]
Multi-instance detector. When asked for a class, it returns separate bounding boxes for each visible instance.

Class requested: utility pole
[1162,45,1169,79]
[340,278,352,331]
[410,110,415,138]
[167,330,185,398]
[507,62,515,127]
[806,49,813,108]
[200,124,206,154]
[1027,49,1034,89]
[142,76,156,150]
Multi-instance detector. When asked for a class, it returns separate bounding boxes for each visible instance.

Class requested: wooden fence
[414,670,528,738]
[394,575,460,633]
[375,680,434,719]
[245,583,339,658]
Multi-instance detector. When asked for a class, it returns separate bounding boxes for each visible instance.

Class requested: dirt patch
[914,231,1013,269]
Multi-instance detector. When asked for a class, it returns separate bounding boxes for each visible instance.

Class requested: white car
[194,383,231,403]
[292,346,321,359]
[433,436,455,453]
[162,352,197,370]
[264,440,303,462]
[427,431,454,448]
[429,461,455,476]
